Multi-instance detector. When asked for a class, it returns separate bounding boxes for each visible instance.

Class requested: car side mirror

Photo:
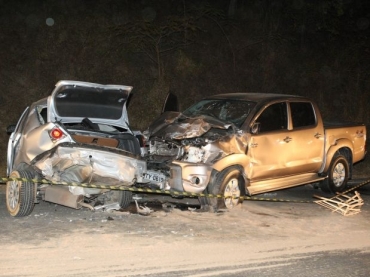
[251,122,260,134]
[6,124,16,135]
[161,92,179,113]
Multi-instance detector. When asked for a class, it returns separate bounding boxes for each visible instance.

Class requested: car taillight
[49,127,65,141]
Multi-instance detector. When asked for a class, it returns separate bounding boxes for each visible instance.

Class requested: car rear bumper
[31,142,147,187]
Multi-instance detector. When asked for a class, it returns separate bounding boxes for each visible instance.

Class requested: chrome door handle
[283,136,292,143]
[250,143,258,148]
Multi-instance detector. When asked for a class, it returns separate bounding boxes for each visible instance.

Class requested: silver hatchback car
[6,80,146,217]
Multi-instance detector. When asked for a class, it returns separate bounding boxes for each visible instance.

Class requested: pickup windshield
[183,99,256,128]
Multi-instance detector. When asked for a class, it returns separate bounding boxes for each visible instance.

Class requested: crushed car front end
[145,98,255,194]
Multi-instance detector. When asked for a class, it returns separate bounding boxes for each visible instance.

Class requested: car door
[248,101,293,181]
[286,101,324,173]
[7,107,29,175]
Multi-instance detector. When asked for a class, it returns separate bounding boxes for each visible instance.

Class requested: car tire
[6,170,36,217]
[206,167,243,212]
[319,154,349,193]
[118,190,133,209]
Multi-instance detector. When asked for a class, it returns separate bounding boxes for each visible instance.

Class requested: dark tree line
[0,0,369,173]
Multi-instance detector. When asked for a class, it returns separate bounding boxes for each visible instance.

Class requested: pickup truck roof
[198,93,313,121]
[208,92,308,103]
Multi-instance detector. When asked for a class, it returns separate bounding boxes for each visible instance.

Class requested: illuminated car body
[6,80,146,216]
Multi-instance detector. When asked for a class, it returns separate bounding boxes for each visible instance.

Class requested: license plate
[143,171,166,183]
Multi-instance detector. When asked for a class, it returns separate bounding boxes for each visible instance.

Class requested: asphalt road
[136,249,370,277]
[1,179,370,277]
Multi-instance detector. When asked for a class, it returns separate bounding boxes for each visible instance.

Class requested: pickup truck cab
[145,93,367,211]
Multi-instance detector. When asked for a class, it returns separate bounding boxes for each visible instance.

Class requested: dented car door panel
[248,101,293,180]
[249,130,294,181]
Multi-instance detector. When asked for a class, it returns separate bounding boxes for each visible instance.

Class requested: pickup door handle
[250,142,258,148]
[314,133,322,139]
[283,136,292,143]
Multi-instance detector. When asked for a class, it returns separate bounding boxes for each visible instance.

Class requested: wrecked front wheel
[206,167,243,212]
[6,170,36,217]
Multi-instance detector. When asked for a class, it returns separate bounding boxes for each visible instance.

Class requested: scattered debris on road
[314,191,364,216]
[134,200,154,216]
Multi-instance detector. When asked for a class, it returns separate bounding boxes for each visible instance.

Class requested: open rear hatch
[47,80,133,130]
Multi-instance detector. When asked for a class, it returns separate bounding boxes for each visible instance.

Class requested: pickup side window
[256,102,287,133]
[290,102,316,128]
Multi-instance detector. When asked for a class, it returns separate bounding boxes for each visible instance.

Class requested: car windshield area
[183,99,256,128]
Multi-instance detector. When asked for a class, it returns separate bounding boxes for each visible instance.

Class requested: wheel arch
[212,154,250,174]
[323,146,353,179]
[14,162,36,172]
[209,164,248,197]
[212,154,250,196]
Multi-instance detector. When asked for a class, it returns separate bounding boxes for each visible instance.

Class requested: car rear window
[54,86,128,120]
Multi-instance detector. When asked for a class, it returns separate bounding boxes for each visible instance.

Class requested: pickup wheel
[320,154,349,193]
[207,167,243,212]
[6,170,36,217]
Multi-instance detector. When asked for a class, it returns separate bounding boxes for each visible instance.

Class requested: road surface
[1,179,369,276]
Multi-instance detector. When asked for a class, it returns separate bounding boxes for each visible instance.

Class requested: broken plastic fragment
[134,200,153,216]
[94,202,121,211]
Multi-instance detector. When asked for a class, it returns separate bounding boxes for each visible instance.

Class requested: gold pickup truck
[145,93,367,211]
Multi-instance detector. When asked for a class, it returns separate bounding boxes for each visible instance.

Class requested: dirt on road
[1,180,370,276]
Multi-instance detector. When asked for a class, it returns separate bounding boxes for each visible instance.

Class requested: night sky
[0,0,369,172]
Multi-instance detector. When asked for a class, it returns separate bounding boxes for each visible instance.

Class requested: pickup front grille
[169,164,183,192]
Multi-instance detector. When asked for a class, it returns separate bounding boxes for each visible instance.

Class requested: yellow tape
[1,176,369,204]
[341,179,370,195]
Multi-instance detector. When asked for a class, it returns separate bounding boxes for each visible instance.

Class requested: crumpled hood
[146,111,234,140]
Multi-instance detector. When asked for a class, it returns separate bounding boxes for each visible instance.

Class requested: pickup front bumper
[168,161,212,194]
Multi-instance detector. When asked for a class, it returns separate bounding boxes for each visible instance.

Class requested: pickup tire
[320,154,349,193]
[6,170,36,217]
[207,167,243,211]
